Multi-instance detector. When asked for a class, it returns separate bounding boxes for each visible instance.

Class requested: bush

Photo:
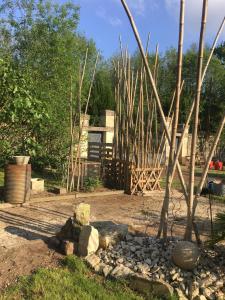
[84,177,102,192]
[210,212,225,244]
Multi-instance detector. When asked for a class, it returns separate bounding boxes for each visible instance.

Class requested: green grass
[0,169,4,187]
[160,177,182,190]
[195,167,225,179]
[31,169,62,188]
[0,168,61,188]
[0,256,144,300]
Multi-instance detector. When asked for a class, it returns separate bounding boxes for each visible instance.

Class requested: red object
[214,161,223,171]
[209,161,214,169]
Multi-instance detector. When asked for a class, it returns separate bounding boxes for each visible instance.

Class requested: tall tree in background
[0,0,98,170]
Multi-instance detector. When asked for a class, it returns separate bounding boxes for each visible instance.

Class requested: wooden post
[185,0,208,241]
[158,0,185,239]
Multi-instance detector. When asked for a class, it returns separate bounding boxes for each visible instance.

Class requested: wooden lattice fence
[103,158,161,194]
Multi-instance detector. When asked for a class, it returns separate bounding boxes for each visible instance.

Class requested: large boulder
[62,240,75,255]
[172,241,199,270]
[129,275,173,299]
[56,217,74,240]
[74,203,90,226]
[92,221,128,249]
[56,217,82,242]
[85,254,101,270]
[78,225,99,257]
[110,265,133,278]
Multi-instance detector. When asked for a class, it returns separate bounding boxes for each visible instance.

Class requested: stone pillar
[180,125,190,164]
[80,114,90,159]
[101,110,115,144]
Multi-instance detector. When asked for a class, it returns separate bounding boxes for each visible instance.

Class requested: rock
[172,273,179,281]
[102,264,113,277]
[215,280,223,288]
[215,291,224,300]
[175,288,188,300]
[85,254,101,269]
[137,263,149,274]
[99,235,111,250]
[192,288,200,299]
[172,241,200,270]
[62,240,75,255]
[130,246,136,252]
[56,218,74,240]
[71,223,82,242]
[203,288,215,300]
[48,236,61,248]
[129,275,173,298]
[94,262,106,273]
[117,258,124,264]
[126,234,133,241]
[200,278,214,288]
[92,221,128,249]
[56,217,82,242]
[193,296,207,300]
[111,265,133,278]
[134,236,144,245]
[145,258,152,265]
[78,225,99,257]
[74,203,90,226]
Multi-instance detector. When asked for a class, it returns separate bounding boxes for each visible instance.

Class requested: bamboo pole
[69,49,89,190]
[69,51,99,191]
[158,0,185,239]
[76,52,100,191]
[66,74,74,191]
[185,0,208,241]
[154,80,184,169]
[192,114,225,216]
[120,0,188,201]
[202,17,225,81]
[169,15,225,190]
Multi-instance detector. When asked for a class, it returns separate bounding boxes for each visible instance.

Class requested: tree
[0,0,98,171]
[89,62,114,125]
[0,58,48,164]
[214,41,225,65]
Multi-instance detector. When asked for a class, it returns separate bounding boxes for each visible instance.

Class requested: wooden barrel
[4,164,31,204]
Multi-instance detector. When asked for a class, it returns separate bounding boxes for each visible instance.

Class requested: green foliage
[89,62,115,125]
[0,58,48,163]
[126,43,225,135]
[84,177,102,192]
[209,212,225,245]
[1,255,143,300]
[0,0,98,172]
[214,41,225,65]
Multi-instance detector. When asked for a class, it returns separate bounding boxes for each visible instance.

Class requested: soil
[0,189,224,290]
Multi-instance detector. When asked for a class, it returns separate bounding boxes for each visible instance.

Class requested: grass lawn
[195,167,225,180]
[0,168,61,188]
[1,256,145,300]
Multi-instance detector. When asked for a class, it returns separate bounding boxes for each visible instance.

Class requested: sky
[74,0,225,59]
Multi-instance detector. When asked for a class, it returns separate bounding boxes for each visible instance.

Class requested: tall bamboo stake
[66,74,74,191]
[192,114,225,216]
[120,0,188,201]
[169,15,225,190]
[76,52,100,191]
[185,0,208,241]
[158,0,185,239]
[69,50,99,191]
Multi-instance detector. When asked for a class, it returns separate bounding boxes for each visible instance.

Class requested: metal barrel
[4,164,31,204]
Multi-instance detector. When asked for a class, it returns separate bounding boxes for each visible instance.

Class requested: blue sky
[74,0,225,59]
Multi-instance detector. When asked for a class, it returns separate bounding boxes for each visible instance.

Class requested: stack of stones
[95,236,225,300]
[56,203,99,257]
[55,204,225,300]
